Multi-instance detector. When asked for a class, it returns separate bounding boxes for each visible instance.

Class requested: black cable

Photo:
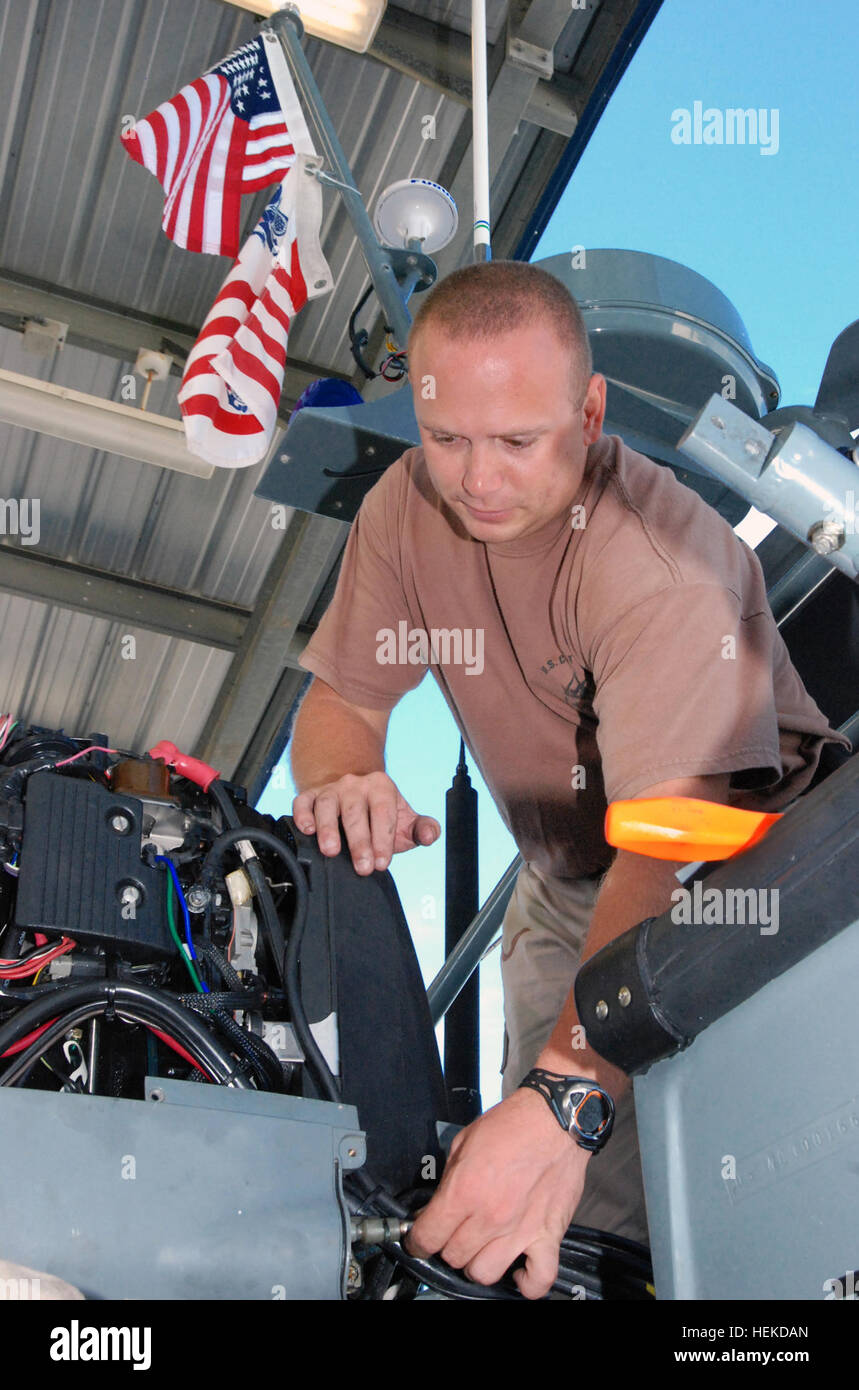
[358,1252,399,1301]
[0,982,253,1088]
[562,1220,652,1265]
[1,1002,105,1086]
[348,282,377,379]
[205,786,299,988]
[0,755,59,800]
[379,1242,518,1301]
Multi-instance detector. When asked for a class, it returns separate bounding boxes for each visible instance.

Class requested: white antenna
[471,0,491,261]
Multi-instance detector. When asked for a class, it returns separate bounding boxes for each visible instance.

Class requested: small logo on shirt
[540,653,594,708]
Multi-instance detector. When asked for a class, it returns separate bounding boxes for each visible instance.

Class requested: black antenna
[444,737,481,1123]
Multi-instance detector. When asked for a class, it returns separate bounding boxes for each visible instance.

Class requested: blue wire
[154,853,210,994]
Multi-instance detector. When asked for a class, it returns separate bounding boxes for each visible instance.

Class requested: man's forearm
[290,686,386,791]
[536,850,686,1099]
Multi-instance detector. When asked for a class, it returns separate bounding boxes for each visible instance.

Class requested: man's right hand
[292,771,441,875]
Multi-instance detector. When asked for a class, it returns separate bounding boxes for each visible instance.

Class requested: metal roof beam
[368,3,579,135]
[0,545,250,650]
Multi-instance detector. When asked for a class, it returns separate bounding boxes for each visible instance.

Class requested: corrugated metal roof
[0,0,652,778]
[0,588,232,751]
[0,325,282,603]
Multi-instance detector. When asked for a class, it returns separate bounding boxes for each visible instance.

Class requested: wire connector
[350,1217,413,1246]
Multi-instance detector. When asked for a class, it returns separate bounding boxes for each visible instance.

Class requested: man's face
[409,319,606,544]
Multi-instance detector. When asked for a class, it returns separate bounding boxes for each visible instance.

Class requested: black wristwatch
[517,1069,615,1153]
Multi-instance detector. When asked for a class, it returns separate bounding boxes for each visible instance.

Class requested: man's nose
[462,443,503,497]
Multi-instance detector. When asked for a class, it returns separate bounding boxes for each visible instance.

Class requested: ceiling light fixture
[224,0,387,54]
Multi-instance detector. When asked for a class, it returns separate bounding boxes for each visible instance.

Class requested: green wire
[165,872,205,993]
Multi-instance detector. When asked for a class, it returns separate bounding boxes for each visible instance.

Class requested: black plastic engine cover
[281,816,449,1195]
[15,772,174,960]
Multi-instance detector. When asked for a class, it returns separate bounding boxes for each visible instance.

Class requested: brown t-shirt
[298,434,851,879]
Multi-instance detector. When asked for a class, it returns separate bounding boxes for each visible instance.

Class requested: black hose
[205,786,298,987]
[0,981,252,1087]
[379,1242,518,1301]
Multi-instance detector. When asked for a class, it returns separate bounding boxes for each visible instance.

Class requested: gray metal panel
[0,1079,364,1299]
[635,916,859,1301]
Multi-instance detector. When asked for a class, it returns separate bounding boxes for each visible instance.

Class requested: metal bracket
[22,315,67,356]
[507,29,554,81]
[384,246,437,297]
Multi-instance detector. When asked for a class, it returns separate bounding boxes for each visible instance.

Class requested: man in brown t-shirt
[290,260,849,1298]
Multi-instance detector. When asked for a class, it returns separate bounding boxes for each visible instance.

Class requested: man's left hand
[405,1086,589,1299]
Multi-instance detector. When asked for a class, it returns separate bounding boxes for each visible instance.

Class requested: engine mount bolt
[110,814,132,833]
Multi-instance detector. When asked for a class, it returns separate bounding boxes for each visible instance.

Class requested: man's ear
[582,373,607,444]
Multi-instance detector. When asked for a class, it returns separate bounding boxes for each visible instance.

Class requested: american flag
[121,31,315,256]
[178,153,334,468]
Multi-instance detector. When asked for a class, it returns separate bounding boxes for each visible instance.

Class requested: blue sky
[258,0,859,1107]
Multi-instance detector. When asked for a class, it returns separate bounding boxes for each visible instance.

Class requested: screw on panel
[618,986,631,1007]
[595,1000,608,1020]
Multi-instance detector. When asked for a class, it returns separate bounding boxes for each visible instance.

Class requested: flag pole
[265,5,413,349]
[471,0,491,263]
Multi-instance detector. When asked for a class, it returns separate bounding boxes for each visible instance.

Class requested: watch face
[564,1084,609,1138]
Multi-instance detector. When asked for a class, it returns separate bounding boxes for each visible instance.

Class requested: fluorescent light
[0,369,213,478]
[225,1,387,53]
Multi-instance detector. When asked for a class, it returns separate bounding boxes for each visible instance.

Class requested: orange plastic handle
[605,796,782,861]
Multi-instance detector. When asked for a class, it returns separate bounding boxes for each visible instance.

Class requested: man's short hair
[407,260,594,404]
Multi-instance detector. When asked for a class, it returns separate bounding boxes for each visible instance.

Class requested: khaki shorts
[499,860,650,1246]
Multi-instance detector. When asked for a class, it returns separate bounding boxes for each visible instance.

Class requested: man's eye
[432,434,457,445]
[503,438,535,449]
